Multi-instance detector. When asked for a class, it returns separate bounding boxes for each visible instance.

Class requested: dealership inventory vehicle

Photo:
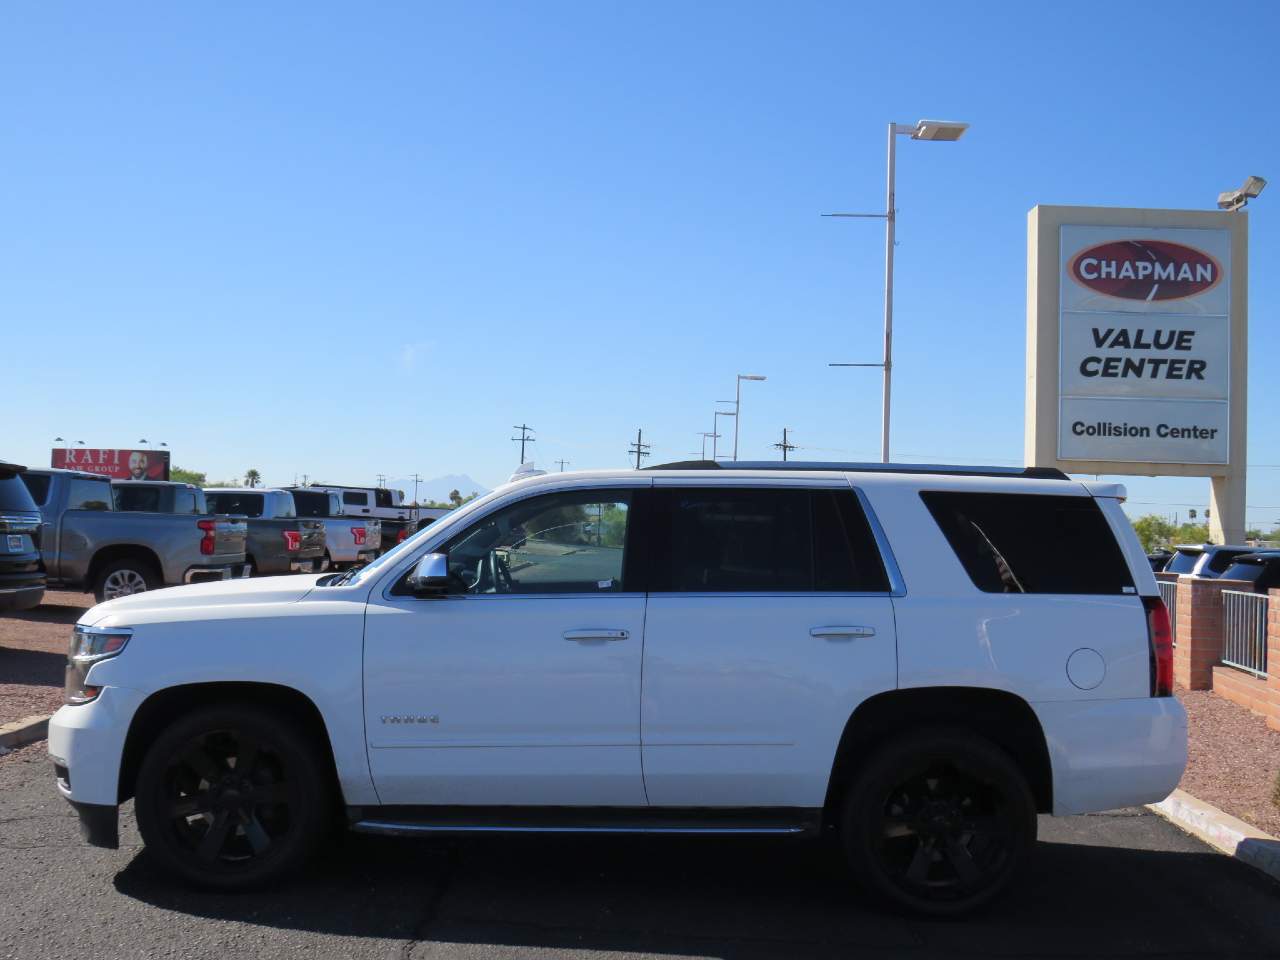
[1163,543,1255,578]
[0,462,46,611]
[20,469,248,602]
[48,462,1183,915]
[1218,551,1280,593]
[203,489,325,576]
[284,488,381,570]
[306,484,446,552]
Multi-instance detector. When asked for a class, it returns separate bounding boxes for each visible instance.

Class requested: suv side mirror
[408,553,451,597]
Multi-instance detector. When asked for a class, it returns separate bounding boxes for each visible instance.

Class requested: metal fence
[1157,580,1179,647]
[1221,590,1269,678]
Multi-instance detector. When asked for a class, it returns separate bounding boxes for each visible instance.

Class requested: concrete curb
[1148,788,1280,884]
[0,714,50,752]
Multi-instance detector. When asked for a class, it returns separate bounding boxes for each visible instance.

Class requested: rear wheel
[134,704,330,890]
[93,558,160,602]
[840,728,1036,916]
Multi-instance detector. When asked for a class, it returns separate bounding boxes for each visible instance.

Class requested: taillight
[1144,596,1173,697]
[352,527,366,546]
[282,530,301,552]
[197,519,217,556]
[397,529,408,543]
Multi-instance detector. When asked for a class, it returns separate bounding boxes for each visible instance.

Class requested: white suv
[48,462,1184,915]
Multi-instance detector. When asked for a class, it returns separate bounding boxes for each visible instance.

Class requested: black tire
[93,557,161,603]
[840,728,1036,917]
[134,703,330,891]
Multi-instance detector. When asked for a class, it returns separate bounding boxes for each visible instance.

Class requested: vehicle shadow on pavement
[0,646,65,687]
[111,829,1280,957]
[5,601,86,626]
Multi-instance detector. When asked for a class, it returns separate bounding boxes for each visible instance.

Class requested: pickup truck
[284,488,381,571]
[203,488,325,576]
[0,461,45,611]
[19,469,248,602]
[307,484,447,553]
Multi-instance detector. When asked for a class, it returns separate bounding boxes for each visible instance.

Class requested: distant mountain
[387,474,491,504]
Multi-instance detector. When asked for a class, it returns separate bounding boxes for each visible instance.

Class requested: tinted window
[175,488,198,514]
[291,491,331,518]
[1165,549,1203,574]
[113,485,162,512]
[17,473,50,507]
[271,495,296,519]
[193,489,208,514]
[647,488,889,593]
[922,491,1134,595]
[67,478,112,511]
[1206,549,1250,574]
[441,490,631,594]
[1220,561,1265,585]
[0,475,39,512]
[343,492,368,507]
[205,493,264,517]
[375,489,394,508]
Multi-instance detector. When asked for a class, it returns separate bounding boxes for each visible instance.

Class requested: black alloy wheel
[135,705,328,890]
[842,729,1035,916]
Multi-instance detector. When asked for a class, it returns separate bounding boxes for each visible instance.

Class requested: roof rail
[644,460,1071,481]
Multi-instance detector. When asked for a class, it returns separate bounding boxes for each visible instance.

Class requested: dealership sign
[51,447,171,481]
[1056,224,1231,465]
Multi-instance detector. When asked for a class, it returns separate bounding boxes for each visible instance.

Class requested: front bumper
[48,686,146,847]
[1033,696,1187,816]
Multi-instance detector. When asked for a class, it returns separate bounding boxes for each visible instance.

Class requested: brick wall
[1268,588,1280,731]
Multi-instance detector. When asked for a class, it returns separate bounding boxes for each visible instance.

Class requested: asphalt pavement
[2,742,1278,960]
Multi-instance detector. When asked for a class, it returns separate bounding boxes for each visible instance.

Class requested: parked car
[1218,551,1280,593]
[20,468,248,602]
[1163,543,1255,578]
[306,484,446,553]
[48,461,1183,916]
[203,488,325,576]
[0,461,46,611]
[1146,548,1172,572]
[284,488,381,570]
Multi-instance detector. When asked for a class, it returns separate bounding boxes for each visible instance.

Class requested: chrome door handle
[810,625,876,639]
[563,629,629,642]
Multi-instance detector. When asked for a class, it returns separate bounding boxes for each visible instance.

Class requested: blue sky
[4,2,1278,527]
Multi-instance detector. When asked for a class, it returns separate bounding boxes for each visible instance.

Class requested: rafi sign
[1056,224,1231,465]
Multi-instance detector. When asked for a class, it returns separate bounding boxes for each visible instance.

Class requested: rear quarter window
[0,475,39,512]
[1165,550,1202,574]
[921,491,1135,595]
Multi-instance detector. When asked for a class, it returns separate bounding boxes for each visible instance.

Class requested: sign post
[1026,205,1248,544]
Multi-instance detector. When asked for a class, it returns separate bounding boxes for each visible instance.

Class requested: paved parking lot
[2,745,1277,960]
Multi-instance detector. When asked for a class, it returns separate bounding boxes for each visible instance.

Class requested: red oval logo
[1069,240,1221,302]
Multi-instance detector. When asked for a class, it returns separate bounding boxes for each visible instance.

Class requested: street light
[698,432,719,460]
[713,410,736,460]
[1217,175,1266,212]
[732,374,766,461]
[825,118,969,462]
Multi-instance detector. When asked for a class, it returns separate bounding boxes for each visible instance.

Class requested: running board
[348,805,821,838]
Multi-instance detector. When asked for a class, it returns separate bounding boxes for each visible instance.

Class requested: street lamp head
[1217,175,1267,212]
[738,374,767,382]
[911,119,969,142]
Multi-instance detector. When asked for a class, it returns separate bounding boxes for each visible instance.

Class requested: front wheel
[134,704,330,890]
[841,728,1036,916]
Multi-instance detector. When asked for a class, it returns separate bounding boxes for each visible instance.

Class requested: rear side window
[67,478,112,511]
[206,493,264,517]
[114,485,161,512]
[1220,561,1265,585]
[175,488,199,514]
[1165,549,1202,574]
[1206,549,1249,574]
[343,492,368,507]
[375,489,394,508]
[921,491,1134,595]
[291,491,330,518]
[646,488,889,593]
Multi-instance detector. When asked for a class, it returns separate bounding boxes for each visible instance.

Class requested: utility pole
[301,473,309,487]
[555,459,570,472]
[628,429,651,470]
[410,473,422,522]
[376,473,387,487]
[772,427,796,461]
[511,424,535,464]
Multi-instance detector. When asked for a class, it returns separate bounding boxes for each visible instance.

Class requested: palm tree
[244,469,262,488]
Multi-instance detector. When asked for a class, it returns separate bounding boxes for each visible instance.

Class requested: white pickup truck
[48,462,1184,915]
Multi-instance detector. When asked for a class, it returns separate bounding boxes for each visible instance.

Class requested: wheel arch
[824,686,1054,821]
[117,681,341,806]
[88,545,163,586]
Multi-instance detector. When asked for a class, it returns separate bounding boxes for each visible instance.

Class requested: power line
[773,427,797,462]
[511,424,535,464]
[628,428,651,470]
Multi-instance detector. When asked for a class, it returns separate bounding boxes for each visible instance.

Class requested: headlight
[65,625,132,705]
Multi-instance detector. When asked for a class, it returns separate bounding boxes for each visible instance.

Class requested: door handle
[810,625,876,639]
[563,629,629,642]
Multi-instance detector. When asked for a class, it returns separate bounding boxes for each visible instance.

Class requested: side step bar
[348,805,822,838]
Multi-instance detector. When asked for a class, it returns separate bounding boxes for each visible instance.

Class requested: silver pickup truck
[284,488,381,570]
[203,488,325,576]
[20,469,249,602]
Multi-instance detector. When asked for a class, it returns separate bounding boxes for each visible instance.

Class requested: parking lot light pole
[825,119,968,463]
[713,410,736,460]
[732,375,766,461]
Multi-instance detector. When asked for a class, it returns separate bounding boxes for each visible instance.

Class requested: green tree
[449,488,463,507]
[244,469,262,488]
[1131,514,1174,553]
[170,466,208,487]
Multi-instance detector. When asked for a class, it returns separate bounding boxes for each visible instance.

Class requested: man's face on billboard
[128,451,148,479]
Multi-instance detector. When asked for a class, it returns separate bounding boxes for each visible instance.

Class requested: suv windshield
[205,492,264,517]
[0,473,39,512]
